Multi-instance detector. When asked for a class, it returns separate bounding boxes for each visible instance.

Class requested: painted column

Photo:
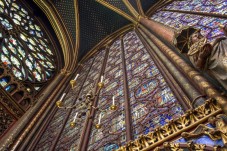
[137,24,227,111]
[138,17,176,43]
[135,29,191,110]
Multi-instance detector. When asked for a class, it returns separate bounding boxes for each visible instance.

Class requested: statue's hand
[200,43,212,59]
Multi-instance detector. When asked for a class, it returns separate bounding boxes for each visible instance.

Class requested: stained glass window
[0,76,10,87]
[55,49,106,151]
[150,0,227,42]
[151,11,227,42]
[34,57,94,151]
[165,0,227,15]
[35,48,107,150]
[88,39,126,150]
[123,31,184,138]
[35,31,186,150]
[0,0,56,92]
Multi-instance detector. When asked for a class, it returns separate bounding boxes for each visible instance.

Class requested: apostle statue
[186,24,227,90]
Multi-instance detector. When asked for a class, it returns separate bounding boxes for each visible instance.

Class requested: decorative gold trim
[96,0,137,24]
[73,0,80,66]
[136,0,145,17]
[34,0,75,72]
[146,0,163,16]
[155,142,217,151]
[122,0,139,19]
[146,0,174,17]
[116,99,222,151]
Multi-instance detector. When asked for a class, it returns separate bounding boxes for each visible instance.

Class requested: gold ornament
[56,101,63,108]
[95,124,102,129]
[70,121,76,128]
[97,82,104,89]
[110,105,117,111]
[70,80,76,89]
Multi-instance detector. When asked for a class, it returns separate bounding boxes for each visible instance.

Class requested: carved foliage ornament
[116,99,221,151]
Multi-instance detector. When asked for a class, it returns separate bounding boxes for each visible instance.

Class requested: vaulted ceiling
[30,0,160,61]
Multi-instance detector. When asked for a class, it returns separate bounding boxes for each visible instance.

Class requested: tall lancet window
[123,31,184,138]
[35,31,185,150]
[0,0,57,94]
[88,39,126,151]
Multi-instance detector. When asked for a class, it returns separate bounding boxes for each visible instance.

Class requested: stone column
[0,72,68,151]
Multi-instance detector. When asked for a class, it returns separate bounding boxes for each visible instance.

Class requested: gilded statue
[181,114,227,148]
[187,24,227,90]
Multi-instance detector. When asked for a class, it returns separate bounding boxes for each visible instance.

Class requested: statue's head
[189,30,204,46]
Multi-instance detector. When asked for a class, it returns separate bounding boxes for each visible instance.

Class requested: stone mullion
[137,27,206,106]
[80,46,110,151]
[19,66,82,151]
[27,105,59,151]
[50,60,95,151]
[77,54,105,151]
[135,28,191,110]
[138,24,227,109]
[120,35,133,141]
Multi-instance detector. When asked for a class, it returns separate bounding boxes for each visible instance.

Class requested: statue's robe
[208,37,227,90]
[188,37,227,90]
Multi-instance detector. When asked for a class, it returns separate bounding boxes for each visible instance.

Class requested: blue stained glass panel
[165,0,227,15]
[0,77,9,87]
[123,31,184,138]
[88,39,126,151]
[104,144,119,151]
[56,50,106,151]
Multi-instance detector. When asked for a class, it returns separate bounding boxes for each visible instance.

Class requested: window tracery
[35,31,186,151]
[123,31,184,138]
[88,39,126,151]
[0,0,57,93]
